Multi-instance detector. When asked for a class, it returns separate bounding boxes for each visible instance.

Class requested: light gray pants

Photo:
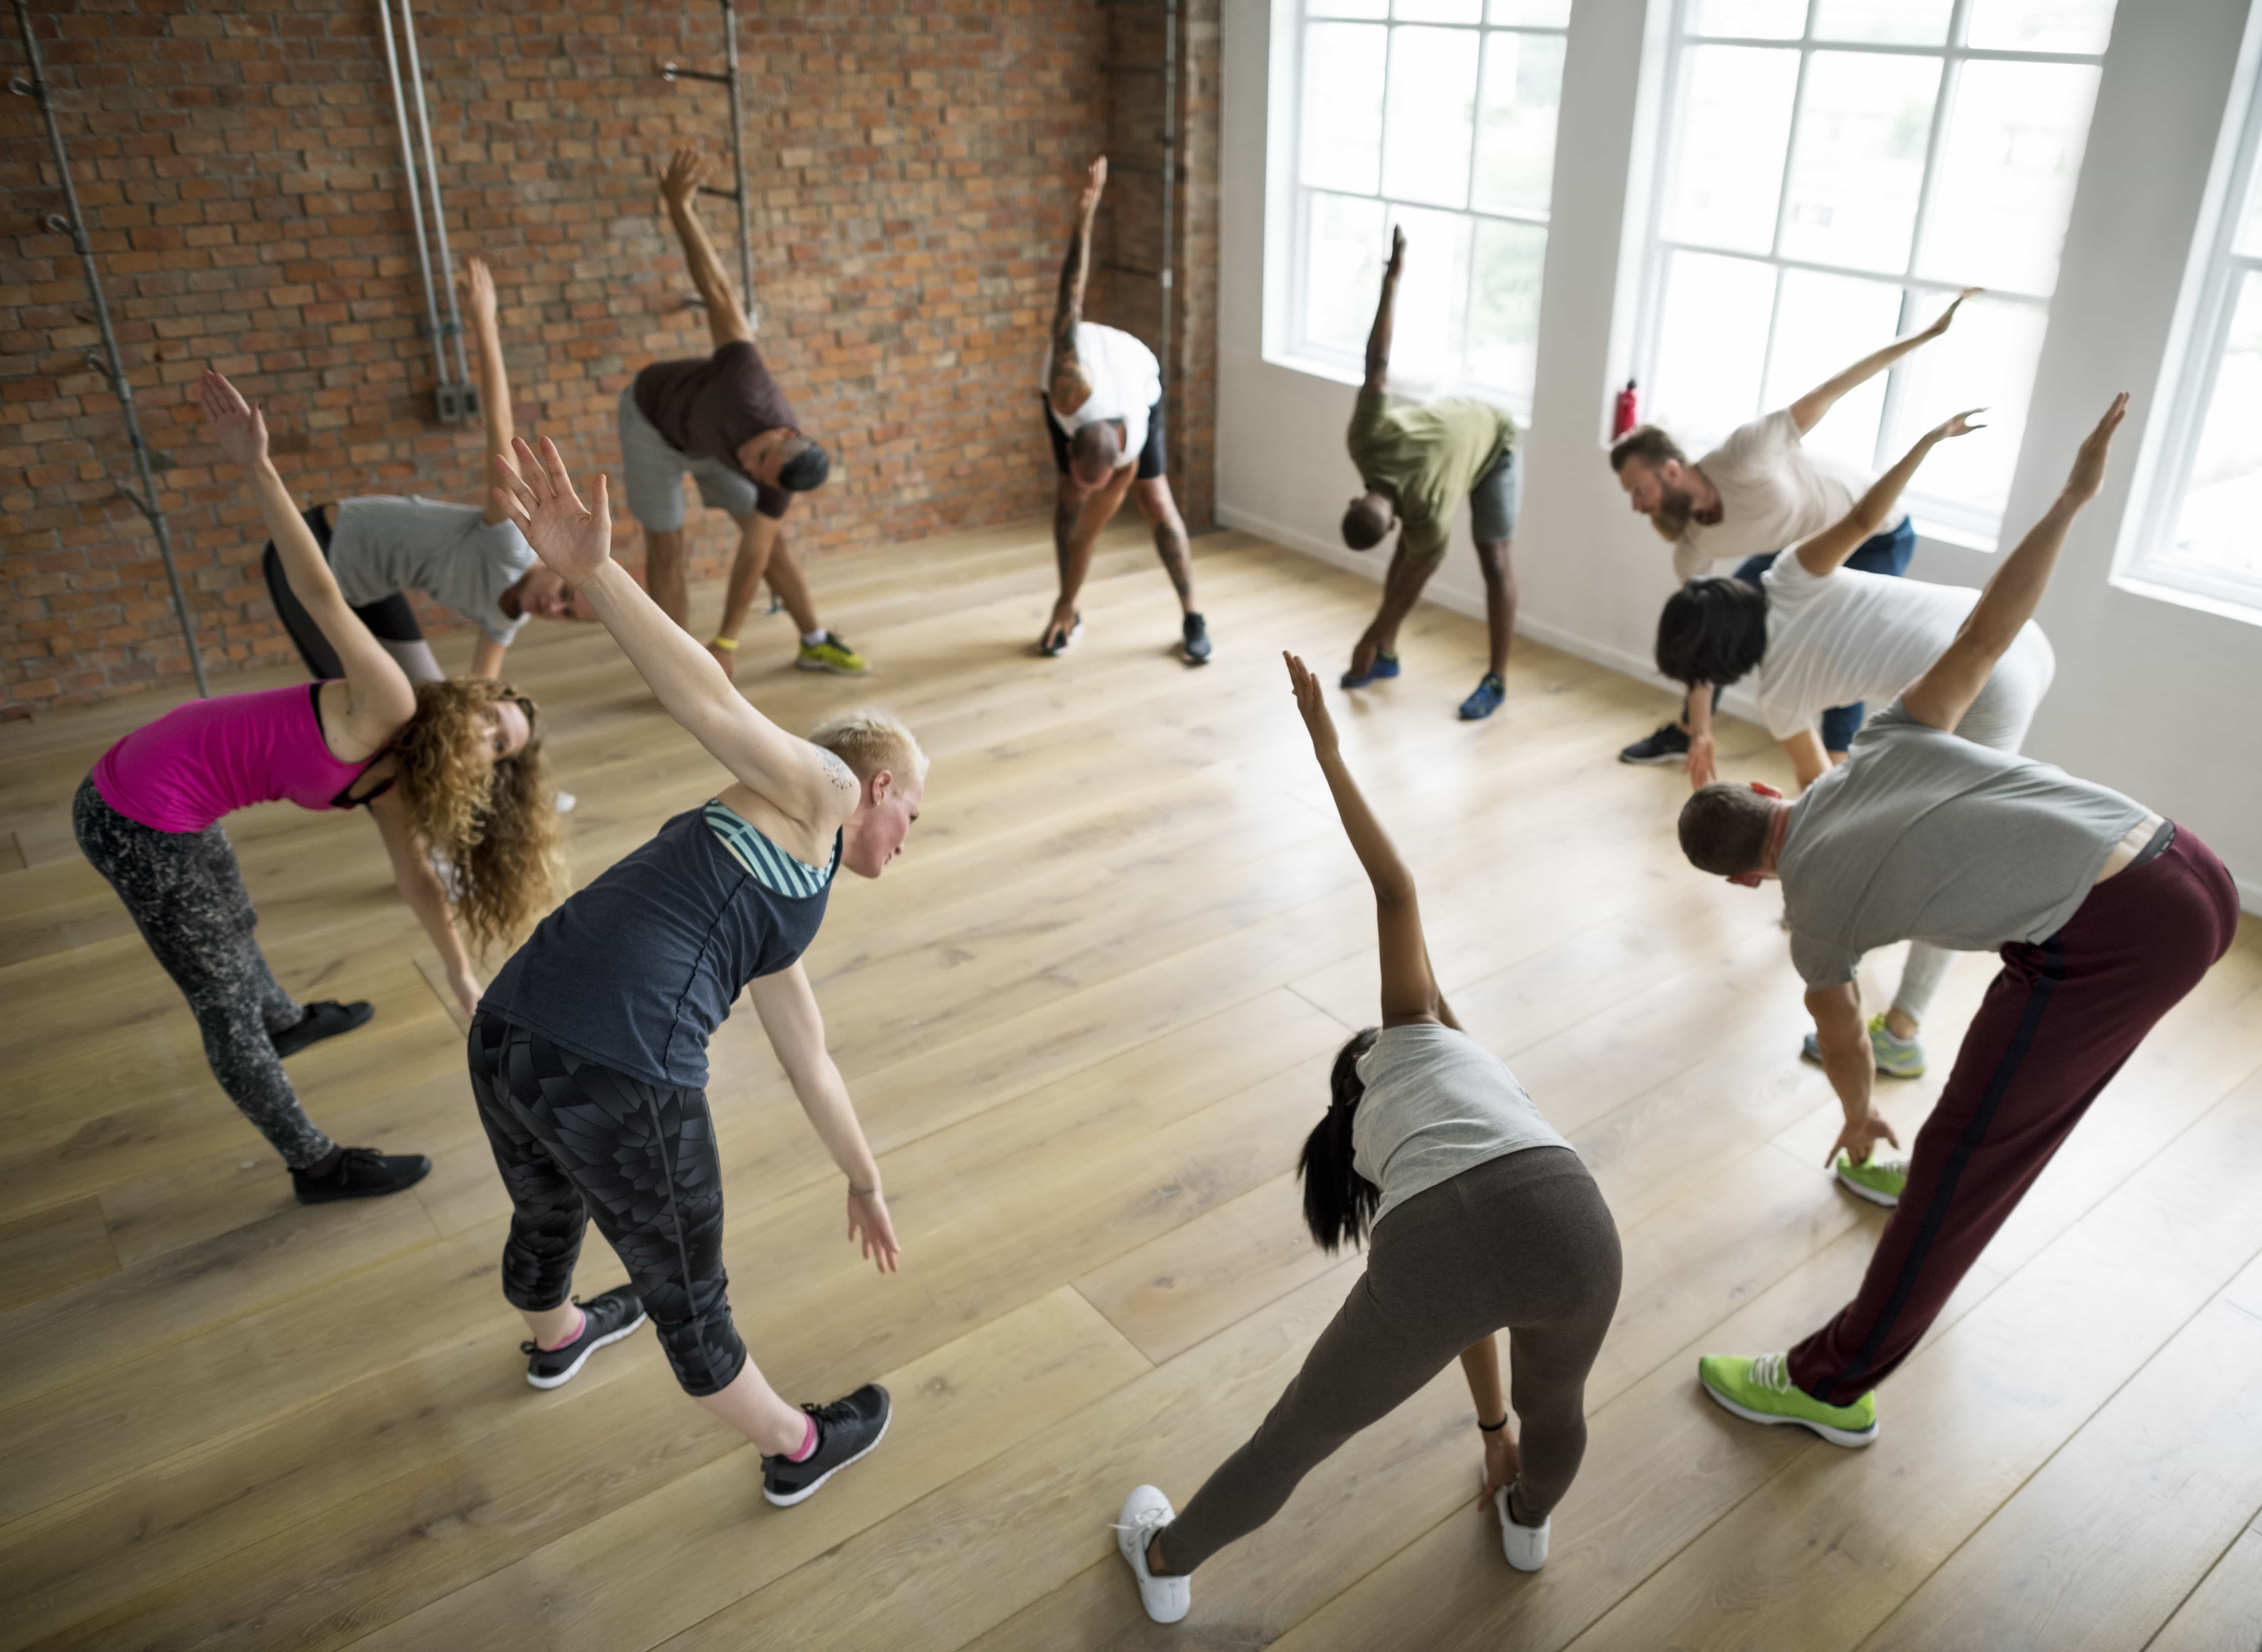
[1164,1146,1621,1573]
[1893,626,2057,1022]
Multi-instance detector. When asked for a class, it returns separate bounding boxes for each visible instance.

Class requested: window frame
[2118,26,2262,623]
[1631,0,2112,546]
[1272,0,1572,421]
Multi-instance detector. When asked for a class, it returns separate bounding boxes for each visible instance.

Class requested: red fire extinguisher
[1612,378,1640,438]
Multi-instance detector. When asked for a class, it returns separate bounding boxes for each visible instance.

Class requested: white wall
[1218,0,2262,909]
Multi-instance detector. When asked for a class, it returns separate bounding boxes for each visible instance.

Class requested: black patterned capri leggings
[1164,1146,1621,1573]
[466,1014,747,1397]
[72,776,331,1169]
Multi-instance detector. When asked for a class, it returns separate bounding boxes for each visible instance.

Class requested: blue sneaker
[1341,652,1401,689]
[1459,673,1505,720]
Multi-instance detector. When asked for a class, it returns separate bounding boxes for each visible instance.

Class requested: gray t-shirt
[1779,698,2151,989]
[328,496,536,647]
[1352,1022,1571,1231]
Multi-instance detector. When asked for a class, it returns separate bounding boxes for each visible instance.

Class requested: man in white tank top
[1035,157,1209,668]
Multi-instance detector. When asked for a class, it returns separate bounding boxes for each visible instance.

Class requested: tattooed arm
[1047,156,1106,418]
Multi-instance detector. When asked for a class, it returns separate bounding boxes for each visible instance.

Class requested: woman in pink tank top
[72,371,570,1206]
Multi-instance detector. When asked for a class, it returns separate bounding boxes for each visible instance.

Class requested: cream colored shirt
[1673,410,1884,582]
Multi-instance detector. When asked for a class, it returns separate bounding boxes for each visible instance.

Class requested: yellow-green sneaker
[1800,1013,1926,1079]
[796,631,869,675]
[1833,1151,1908,1208]
[1697,1352,1877,1447]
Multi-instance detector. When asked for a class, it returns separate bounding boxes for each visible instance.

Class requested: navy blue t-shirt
[481,805,838,1088]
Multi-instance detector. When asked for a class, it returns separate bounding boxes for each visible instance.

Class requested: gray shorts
[1469,444,1521,545]
[618,386,760,532]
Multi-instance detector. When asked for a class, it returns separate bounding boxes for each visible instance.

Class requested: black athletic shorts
[260,504,425,679]
[1043,391,1166,482]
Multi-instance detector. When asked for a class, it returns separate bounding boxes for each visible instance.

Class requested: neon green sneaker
[796,631,869,675]
[1833,1151,1908,1208]
[1697,1353,1877,1448]
[1801,1013,1926,1079]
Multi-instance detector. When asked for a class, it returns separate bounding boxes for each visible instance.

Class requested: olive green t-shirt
[1345,390,1515,560]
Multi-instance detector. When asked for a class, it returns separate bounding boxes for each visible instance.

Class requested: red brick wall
[1,0,1151,712]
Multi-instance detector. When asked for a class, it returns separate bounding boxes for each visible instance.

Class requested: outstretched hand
[1929,407,1987,442]
[1385,224,1406,277]
[2062,392,2129,505]
[194,369,268,471]
[1827,1108,1900,1170]
[1285,650,1340,757]
[491,436,614,585]
[658,146,708,210]
[1079,154,1108,218]
[848,1187,901,1275]
[1926,287,1983,336]
[459,254,497,329]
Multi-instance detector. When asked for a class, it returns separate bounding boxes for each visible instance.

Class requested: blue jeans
[1730,516,1914,753]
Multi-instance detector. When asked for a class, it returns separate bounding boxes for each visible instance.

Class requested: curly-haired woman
[72,371,569,1204]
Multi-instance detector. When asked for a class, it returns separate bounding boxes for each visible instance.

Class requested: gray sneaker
[521,1285,647,1389]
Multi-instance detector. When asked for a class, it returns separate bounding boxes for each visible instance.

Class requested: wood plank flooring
[2,518,2257,1651]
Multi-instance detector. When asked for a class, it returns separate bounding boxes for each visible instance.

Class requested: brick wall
[0,0,1224,713]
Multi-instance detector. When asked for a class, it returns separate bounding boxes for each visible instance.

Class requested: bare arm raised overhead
[492,437,856,839]
[1787,287,1980,434]
[195,371,414,756]
[1790,409,1984,578]
[659,147,754,350]
[1362,226,1406,395]
[1047,156,1107,417]
[1900,395,2127,734]
[1285,650,1450,1029]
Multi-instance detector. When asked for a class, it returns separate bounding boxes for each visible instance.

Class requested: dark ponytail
[1300,1028,1382,1254]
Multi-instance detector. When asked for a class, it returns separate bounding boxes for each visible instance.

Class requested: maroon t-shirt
[633,340,796,519]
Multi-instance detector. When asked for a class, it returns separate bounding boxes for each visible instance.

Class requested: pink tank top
[92,684,382,834]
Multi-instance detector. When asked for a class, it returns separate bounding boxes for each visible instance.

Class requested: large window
[1636,0,2117,541]
[2125,48,2262,620]
[1278,0,1572,415]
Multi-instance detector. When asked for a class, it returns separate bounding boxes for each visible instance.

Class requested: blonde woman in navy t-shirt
[476,435,921,1510]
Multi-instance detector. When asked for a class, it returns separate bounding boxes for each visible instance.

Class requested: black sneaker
[1618,722,1690,765]
[1180,611,1212,666]
[520,1285,648,1389]
[1039,613,1083,658]
[291,1146,432,1205]
[761,1382,892,1507]
[271,999,374,1058]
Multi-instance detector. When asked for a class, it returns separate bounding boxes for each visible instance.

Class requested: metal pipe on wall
[659,0,757,318]
[376,0,474,420]
[375,0,449,395]
[396,0,472,393]
[8,0,209,697]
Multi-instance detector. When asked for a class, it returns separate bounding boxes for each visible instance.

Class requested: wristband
[1478,1414,1509,1433]
[708,634,738,651]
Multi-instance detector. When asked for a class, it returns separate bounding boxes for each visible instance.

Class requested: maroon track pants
[1790,827,2240,1406]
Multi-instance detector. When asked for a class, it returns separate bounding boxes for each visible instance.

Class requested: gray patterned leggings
[73,776,332,1169]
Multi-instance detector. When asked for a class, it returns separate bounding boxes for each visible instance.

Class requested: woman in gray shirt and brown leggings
[1112,653,1623,1626]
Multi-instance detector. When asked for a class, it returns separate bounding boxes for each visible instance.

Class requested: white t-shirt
[1351,1022,1571,1231]
[329,496,534,646]
[1755,557,2053,742]
[1674,409,1882,582]
[1041,322,1161,469]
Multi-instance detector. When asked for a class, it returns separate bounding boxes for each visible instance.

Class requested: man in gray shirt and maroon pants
[1672,396,2240,1447]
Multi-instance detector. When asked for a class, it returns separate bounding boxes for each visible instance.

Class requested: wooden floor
[3,519,2260,1652]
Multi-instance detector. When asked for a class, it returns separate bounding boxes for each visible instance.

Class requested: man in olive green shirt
[1340,228,1521,720]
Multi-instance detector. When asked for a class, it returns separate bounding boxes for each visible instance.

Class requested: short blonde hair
[809,707,928,788]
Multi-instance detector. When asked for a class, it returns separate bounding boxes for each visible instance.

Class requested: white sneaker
[554,790,577,815]
[1494,1482,1549,1572]
[1112,1485,1190,1624]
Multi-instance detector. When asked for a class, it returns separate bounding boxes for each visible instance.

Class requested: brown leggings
[1164,1146,1621,1573]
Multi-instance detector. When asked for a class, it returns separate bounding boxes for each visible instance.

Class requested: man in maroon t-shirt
[618,149,865,679]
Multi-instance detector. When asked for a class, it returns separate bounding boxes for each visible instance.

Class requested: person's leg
[262,540,346,679]
[1886,943,1955,1039]
[1474,540,1517,679]
[73,781,333,1169]
[753,529,824,637]
[1488,1154,1621,1520]
[1468,448,1522,683]
[618,386,695,627]
[481,1019,808,1449]
[1787,830,2240,1404]
[1131,476,1195,612]
[467,1014,593,1340]
[351,592,443,685]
